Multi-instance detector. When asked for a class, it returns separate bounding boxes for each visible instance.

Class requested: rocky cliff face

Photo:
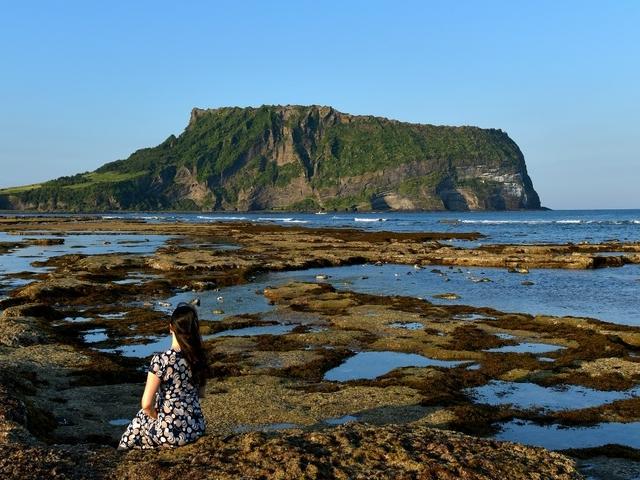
[0,105,541,211]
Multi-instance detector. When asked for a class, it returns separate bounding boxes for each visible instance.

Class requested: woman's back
[119,303,208,450]
[153,349,199,398]
[119,348,206,449]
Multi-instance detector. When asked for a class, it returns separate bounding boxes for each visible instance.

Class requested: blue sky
[0,0,638,209]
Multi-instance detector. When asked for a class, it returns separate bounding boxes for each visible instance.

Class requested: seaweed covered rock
[113,424,581,480]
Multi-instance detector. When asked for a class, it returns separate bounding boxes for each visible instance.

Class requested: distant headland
[0,105,541,212]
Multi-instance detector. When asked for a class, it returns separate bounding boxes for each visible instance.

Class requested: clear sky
[1,0,638,209]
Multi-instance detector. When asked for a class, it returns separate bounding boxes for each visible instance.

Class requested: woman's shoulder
[150,349,176,363]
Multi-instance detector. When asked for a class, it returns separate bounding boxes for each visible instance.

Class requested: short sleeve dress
[118,348,206,449]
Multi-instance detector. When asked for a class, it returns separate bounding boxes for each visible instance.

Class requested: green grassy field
[0,171,147,195]
[61,171,147,189]
[0,183,43,194]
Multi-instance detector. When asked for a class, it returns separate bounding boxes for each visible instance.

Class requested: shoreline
[0,217,639,478]
[1,216,639,271]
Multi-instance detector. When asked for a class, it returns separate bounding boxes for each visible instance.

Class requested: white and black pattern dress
[118,348,206,449]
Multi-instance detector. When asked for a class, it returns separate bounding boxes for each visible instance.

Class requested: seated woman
[118,303,209,449]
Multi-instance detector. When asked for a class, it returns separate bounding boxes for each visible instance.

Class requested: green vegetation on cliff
[0,105,541,212]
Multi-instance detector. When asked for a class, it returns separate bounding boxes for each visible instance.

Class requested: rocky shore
[1,216,639,478]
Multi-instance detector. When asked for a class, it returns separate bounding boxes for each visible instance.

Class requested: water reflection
[494,419,640,450]
[324,351,467,381]
[468,380,640,411]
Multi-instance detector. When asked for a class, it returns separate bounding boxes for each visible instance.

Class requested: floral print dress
[118,348,206,449]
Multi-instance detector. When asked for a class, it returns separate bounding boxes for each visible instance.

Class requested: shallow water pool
[468,380,640,411]
[324,351,467,381]
[494,419,640,450]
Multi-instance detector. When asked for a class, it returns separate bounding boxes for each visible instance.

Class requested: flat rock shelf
[1,216,639,479]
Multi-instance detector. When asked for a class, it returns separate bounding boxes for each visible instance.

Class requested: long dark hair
[170,303,209,391]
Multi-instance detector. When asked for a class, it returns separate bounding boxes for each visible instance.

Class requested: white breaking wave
[354,217,387,222]
[284,219,309,223]
[458,219,551,225]
[454,219,640,226]
[197,215,247,221]
[257,217,293,222]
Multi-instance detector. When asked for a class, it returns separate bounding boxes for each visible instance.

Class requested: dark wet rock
[0,385,27,428]
[264,282,335,304]
[110,423,582,480]
[24,238,65,246]
[0,420,583,479]
[426,243,640,270]
[1,303,64,320]
[74,254,146,272]
[39,254,146,273]
[0,316,48,347]
[0,242,22,255]
[433,293,461,300]
[0,443,117,479]
[191,280,217,291]
[12,277,120,303]
[147,250,255,272]
[471,276,492,283]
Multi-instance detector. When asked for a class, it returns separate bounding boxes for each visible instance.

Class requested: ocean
[6,209,640,244]
[2,209,639,325]
[95,208,640,245]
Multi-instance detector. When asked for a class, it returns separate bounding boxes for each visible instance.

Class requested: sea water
[98,209,640,245]
[3,209,640,244]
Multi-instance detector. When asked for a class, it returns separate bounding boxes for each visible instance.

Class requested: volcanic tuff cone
[0,105,541,212]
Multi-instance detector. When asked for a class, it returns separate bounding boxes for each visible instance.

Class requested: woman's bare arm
[141,372,161,419]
